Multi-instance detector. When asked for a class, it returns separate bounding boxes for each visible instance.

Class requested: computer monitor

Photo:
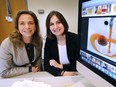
[77,0,116,87]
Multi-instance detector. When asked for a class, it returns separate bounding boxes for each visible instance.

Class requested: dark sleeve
[44,38,63,76]
[63,33,78,71]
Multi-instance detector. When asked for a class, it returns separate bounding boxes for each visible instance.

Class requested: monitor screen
[78,0,116,86]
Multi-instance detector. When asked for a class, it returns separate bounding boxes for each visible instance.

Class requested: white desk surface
[0,71,95,87]
[12,71,54,78]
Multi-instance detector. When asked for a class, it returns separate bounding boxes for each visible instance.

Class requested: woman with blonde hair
[0,10,42,78]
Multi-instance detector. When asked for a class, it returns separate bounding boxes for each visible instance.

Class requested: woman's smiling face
[49,15,65,37]
[18,14,36,38]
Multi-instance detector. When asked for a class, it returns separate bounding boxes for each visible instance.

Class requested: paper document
[11,79,51,87]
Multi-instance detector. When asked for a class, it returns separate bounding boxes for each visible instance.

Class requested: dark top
[44,32,79,76]
[25,44,34,64]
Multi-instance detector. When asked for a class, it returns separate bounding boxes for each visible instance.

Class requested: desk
[12,71,54,78]
[0,72,95,87]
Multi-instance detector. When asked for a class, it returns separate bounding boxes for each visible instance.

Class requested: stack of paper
[11,79,51,87]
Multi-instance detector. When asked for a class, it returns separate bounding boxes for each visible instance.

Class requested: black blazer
[44,32,79,76]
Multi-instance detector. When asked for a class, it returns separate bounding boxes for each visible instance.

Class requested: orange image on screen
[90,17,116,58]
[90,34,116,58]
[113,5,116,12]
[87,17,116,61]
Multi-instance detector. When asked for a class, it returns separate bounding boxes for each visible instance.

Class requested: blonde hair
[9,10,42,48]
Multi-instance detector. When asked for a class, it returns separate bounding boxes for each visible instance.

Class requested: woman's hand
[32,66,41,72]
[49,59,63,69]
[62,71,78,76]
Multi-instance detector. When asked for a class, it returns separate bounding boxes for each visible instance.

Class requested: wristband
[29,66,32,72]
[61,71,65,76]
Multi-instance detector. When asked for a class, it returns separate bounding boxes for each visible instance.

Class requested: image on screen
[78,0,116,86]
[87,17,116,61]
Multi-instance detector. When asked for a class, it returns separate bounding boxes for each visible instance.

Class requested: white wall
[27,0,78,39]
